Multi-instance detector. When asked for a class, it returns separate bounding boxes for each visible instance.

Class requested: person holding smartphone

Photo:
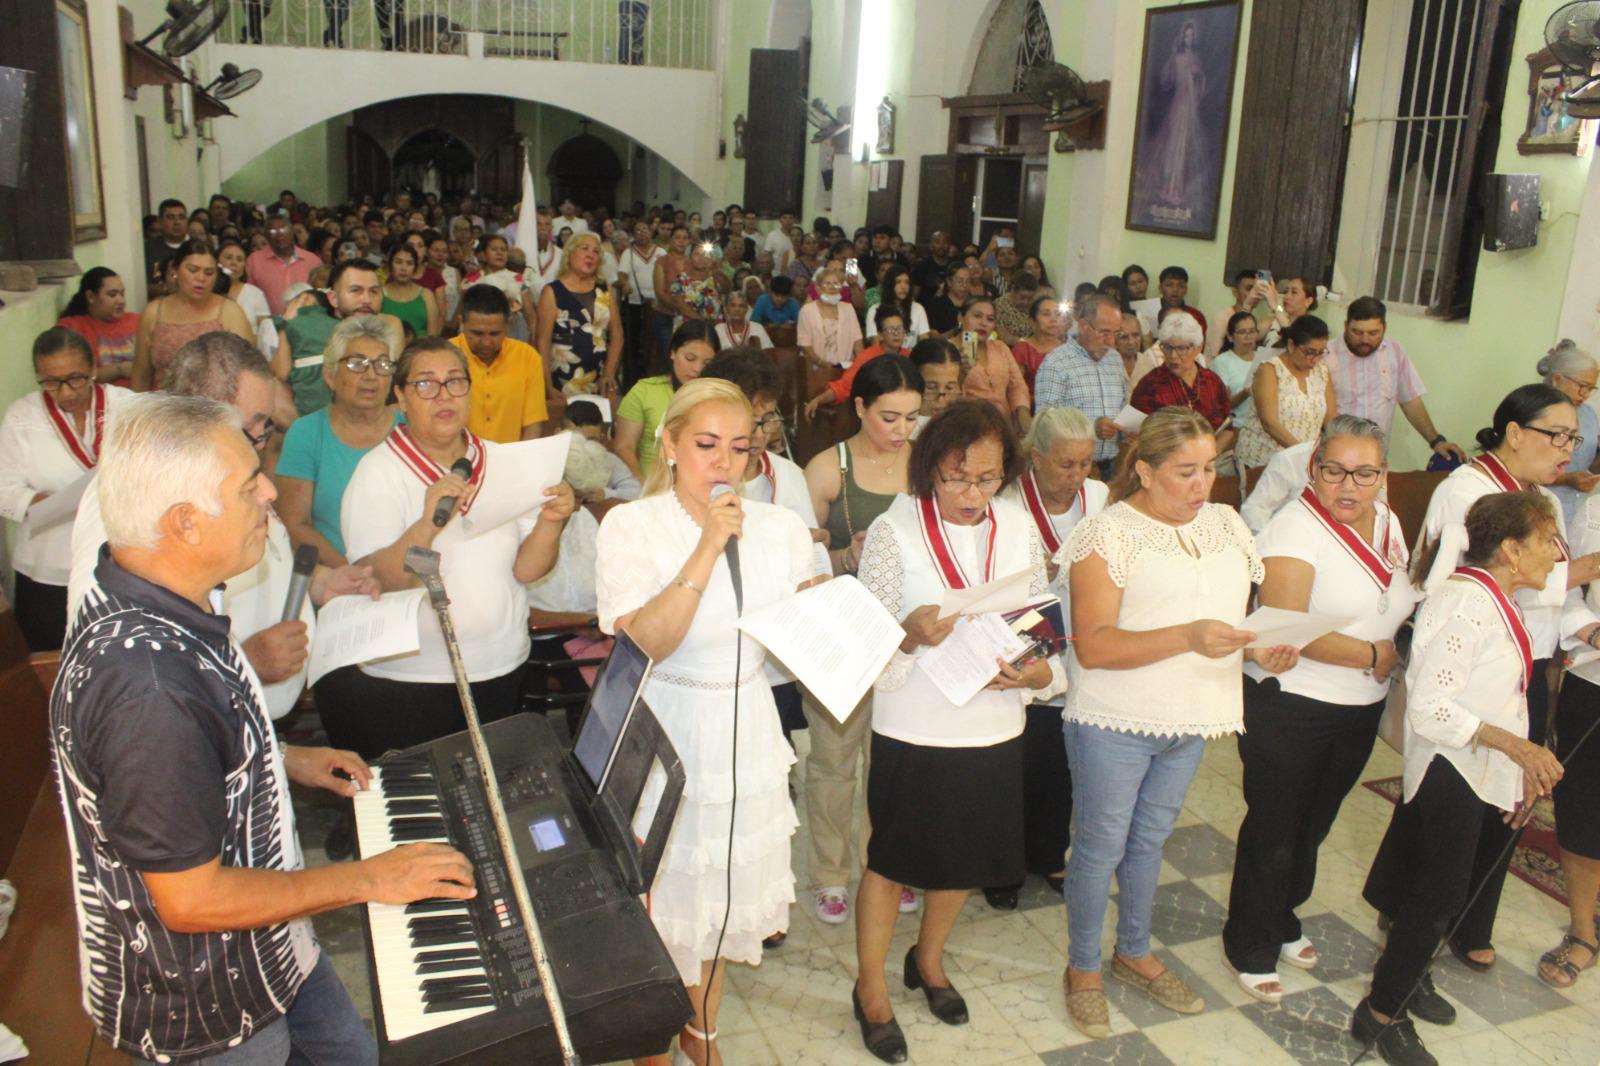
[1204,268,1268,358]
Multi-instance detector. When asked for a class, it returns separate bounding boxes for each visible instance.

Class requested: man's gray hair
[1314,413,1388,465]
[1156,311,1204,348]
[324,314,400,375]
[99,393,242,550]
[161,332,274,402]
[1074,292,1107,326]
[563,435,611,496]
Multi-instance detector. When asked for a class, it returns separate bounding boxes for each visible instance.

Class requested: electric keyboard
[353,713,691,1065]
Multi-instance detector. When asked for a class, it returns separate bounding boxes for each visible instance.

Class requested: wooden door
[1017,163,1049,256]
[478,136,523,205]
[744,49,806,216]
[346,127,391,203]
[915,154,977,244]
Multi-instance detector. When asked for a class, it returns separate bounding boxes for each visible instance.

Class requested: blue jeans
[142,952,377,1065]
[1063,721,1205,971]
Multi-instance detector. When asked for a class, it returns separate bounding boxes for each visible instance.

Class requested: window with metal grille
[1013,0,1054,92]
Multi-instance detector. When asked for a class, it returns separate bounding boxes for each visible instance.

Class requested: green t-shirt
[617,374,675,476]
[282,306,338,415]
[276,406,398,557]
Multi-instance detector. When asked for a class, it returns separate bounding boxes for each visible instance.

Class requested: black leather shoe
[984,885,1020,911]
[1407,973,1457,1027]
[1352,998,1438,1066]
[903,945,969,1025]
[852,985,907,1063]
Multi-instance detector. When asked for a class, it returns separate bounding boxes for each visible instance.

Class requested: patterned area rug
[1362,776,1569,904]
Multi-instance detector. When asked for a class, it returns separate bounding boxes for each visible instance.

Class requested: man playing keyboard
[49,392,476,1065]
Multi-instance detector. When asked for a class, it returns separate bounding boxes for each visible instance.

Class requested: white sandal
[1222,949,1283,1005]
[1280,936,1318,971]
[672,1024,718,1066]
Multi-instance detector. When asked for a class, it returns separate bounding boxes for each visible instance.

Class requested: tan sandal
[1538,932,1598,989]
[1111,955,1204,1014]
[1062,970,1111,1039]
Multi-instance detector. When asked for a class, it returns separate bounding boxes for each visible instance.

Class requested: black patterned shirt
[50,550,317,1061]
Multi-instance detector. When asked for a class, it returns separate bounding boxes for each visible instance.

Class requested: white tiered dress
[595,491,813,982]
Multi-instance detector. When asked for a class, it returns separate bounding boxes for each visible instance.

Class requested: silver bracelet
[672,576,704,595]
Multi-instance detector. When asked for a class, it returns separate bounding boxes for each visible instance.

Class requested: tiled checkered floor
[289,714,1600,1064]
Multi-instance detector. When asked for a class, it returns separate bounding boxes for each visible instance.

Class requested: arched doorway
[392,128,478,200]
[547,125,624,216]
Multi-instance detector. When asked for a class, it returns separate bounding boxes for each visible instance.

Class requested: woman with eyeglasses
[1410,383,1600,972]
[276,315,403,568]
[911,336,963,439]
[1130,312,1234,453]
[1233,315,1337,471]
[321,337,574,758]
[1220,415,1417,1005]
[1539,340,1600,529]
[797,267,865,370]
[850,401,1062,1063]
[0,328,133,649]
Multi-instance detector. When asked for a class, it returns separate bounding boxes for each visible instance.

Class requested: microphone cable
[1349,704,1600,1065]
[696,561,742,1066]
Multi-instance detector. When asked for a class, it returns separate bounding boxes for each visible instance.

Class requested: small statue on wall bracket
[733,113,747,159]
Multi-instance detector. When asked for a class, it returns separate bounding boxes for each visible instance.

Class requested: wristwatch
[1428,434,1447,449]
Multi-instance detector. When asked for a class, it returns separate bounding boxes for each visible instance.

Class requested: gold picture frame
[55,0,106,241]
[1518,47,1595,157]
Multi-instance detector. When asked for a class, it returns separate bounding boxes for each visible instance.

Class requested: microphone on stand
[709,483,742,613]
[431,457,476,528]
[282,543,318,623]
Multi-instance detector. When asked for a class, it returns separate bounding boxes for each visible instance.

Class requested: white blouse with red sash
[1402,567,1537,809]
[0,384,130,585]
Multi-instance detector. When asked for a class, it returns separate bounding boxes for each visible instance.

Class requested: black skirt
[1555,673,1600,860]
[866,731,1025,891]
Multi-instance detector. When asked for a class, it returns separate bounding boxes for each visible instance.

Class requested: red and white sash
[385,426,486,518]
[1469,453,1570,560]
[1019,469,1084,556]
[43,385,106,471]
[755,451,777,502]
[1454,565,1534,692]
[725,319,752,348]
[1298,487,1408,595]
[915,492,997,589]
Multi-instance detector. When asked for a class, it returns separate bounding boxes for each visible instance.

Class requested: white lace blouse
[1064,501,1264,738]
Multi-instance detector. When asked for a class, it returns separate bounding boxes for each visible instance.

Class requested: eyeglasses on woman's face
[405,376,471,399]
[339,355,396,376]
[937,470,1004,495]
[1316,462,1383,487]
[1522,423,1584,450]
[1557,373,1598,399]
[38,373,92,393]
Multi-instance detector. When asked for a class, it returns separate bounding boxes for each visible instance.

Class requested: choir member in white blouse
[986,406,1108,910]
[1354,491,1576,1066]
[593,378,818,1066]
[1061,407,1297,1040]
[852,401,1063,1063]
[0,328,131,648]
[1414,383,1600,969]
[1221,416,1417,1005]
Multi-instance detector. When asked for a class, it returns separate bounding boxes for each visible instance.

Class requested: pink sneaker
[815,886,849,924]
[899,888,919,914]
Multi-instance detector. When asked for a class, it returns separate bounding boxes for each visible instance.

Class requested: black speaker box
[1483,173,1541,252]
[0,65,36,190]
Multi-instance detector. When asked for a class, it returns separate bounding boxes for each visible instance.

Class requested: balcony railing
[224,0,714,69]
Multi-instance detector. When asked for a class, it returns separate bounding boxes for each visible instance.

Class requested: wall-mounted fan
[201,63,261,100]
[138,0,230,58]
[1018,62,1105,151]
[801,97,851,145]
[1545,1,1600,119]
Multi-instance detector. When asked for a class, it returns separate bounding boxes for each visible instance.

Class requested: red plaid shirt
[1130,365,1232,429]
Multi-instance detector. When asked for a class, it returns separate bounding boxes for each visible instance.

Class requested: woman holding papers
[594,377,816,1066]
[1221,415,1416,1004]
[1060,407,1297,1040]
[987,407,1108,911]
[851,401,1062,1063]
[1413,383,1600,970]
[1354,492,1577,1065]
[323,337,573,757]
[0,328,132,649]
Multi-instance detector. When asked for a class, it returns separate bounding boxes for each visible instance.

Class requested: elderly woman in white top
[1221,416,1418,1004]
[1354,491,1575,1066]
[1540,340,1600,530]
[1061,407,1297,1040]
[852,401,1062,1063]
[0,328,132,648]
[985,407,1108,910]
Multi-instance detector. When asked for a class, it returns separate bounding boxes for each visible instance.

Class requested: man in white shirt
[1327,296,1466,462]
[763,211,797,273]
[554,199,590,238]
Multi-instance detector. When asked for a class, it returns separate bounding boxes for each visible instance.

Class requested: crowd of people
[10,183,1600,1066]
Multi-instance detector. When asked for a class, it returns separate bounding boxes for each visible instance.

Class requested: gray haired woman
[1541,339,1600,529]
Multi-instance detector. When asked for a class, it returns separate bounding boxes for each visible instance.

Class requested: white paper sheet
[1113,404,1148,434]
[459,433,572,538]
[738,576,904,723]
[937,568,1033,620]
[917,612,1029,708]
[25,470,94,532]
[1241,606,1353,649]
[1568,648,1600,670]
[307,588,426,685]
[812,541,834,579]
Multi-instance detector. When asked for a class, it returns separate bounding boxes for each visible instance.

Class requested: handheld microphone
[709,483,743,613]
[282,543,318,623]
[431,457,476,528]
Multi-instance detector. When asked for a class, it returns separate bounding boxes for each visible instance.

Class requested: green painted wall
[223,120,349,208]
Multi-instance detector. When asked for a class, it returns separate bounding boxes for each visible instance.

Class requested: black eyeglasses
[243,418,278,449]
[1316,463,1384,487]
[938,471,1004,494]
[406,377,471,399]
[752,414,783,434]
[339,355,395,376]
[1523,424,1584,449]
[38,373,92,392]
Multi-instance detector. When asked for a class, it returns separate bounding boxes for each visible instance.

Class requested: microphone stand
[404,547,582,1066]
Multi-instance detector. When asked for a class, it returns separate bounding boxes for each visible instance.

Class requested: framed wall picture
[1518,48,1595,156]
[876,97,896,155]
[55,0,106,241]
[1125,0,1242,240]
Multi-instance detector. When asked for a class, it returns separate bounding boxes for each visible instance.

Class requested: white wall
[1558,145,1600,354]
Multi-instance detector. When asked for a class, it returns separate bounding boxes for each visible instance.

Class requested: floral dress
[670,270,723,327]
[547,279,612,396]
[1234,356,1331,469]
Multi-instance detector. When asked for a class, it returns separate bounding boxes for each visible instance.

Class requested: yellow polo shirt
[449,334,549,443]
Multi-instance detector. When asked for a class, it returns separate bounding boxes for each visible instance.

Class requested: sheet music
[1113,404,1148,434]
[308,588,426,685]
[738,576,904,722]
[917,612,1029,707]
[937,568,1033,620]
[25,470,93,532]
[460,433,572,538]
[812,541,834,579]
[1241,606,1353,650]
